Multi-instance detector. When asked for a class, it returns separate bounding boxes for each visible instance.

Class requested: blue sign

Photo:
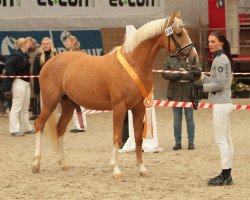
[0,31,50,56]
[0,30,104,56]
[52,30,104,55]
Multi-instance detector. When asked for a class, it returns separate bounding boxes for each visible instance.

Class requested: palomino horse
[31,11,198,179]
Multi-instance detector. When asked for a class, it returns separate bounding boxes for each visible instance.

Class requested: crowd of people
[0,35,87,137]
[0,30,235,187]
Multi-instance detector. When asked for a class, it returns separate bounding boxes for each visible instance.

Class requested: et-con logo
[109,0,155,7]
[37,0,89,7]
[0,0,21,6]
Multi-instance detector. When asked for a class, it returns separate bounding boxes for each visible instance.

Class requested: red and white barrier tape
[1,75,39,78]
[1,70,250,78]
[79,100,250,114]
[153,100,250,110]
[83,110,111,114]
[1,100,249,118]
[152,69,250,76]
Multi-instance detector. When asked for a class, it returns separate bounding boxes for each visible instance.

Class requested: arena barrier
[1,71,249,153]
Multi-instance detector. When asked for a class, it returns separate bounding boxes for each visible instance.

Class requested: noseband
[165,24,194,59]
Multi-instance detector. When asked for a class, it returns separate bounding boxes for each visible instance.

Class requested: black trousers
[30,95,40,116]
[122,111,129,144]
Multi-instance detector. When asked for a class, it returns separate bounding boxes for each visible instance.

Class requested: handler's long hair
[209,31,234,72]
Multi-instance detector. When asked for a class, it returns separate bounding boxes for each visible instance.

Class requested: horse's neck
[126,35,163,74]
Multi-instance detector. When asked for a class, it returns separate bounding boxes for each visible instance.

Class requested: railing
[199,26,250,58]
[238,6,250,25]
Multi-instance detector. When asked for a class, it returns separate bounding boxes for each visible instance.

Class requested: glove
[193,81,204,89]
[189,68,202,79]
[172,73,182,81]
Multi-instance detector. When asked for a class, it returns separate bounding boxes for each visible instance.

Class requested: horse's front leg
[132,103,149,177]
[110,104,126,180]
[31,131,42,173]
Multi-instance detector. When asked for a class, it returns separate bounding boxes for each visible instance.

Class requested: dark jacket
[0,60,5,81]
[33,51,52,94]
[0,49,30,92]
[162,55,194,102]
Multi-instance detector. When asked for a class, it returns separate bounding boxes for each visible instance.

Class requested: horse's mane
[123,17,184,53]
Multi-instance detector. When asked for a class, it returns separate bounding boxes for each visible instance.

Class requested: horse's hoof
[31,164,40,173]
[140,171,150,177]
[62,164,70,171]
[113,173,125,181]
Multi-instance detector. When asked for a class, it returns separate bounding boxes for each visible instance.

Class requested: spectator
[162,54,200,150]
[64,35,87,133]
[27,37,41,120]
[0,54,10,112]
[32,37,57,119]
[0,37,34,137]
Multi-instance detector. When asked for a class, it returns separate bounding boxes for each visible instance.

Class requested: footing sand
[0,99,249,200]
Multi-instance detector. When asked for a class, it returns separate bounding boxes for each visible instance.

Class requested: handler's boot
[188,143,195,150]
[207,174,233,186]
[173,144,182,150]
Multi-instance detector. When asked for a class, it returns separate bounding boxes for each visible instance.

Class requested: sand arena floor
[0,98,249,200]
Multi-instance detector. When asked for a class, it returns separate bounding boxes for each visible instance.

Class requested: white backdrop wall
[0,0,208,30]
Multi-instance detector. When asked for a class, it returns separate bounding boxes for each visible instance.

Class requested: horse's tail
[46,110,58,152]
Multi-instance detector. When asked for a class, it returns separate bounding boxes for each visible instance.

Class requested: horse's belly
[65,83,112,110]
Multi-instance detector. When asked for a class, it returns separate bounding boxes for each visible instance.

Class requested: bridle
[165,18,201,110]
[165,18,194,61]
[168,35,194,59]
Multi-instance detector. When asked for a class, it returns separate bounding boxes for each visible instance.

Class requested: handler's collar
[212,49,224,58]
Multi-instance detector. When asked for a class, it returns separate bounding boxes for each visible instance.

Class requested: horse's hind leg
[32,95,61,173]
[56,97,75,171]
[132,103,149,177]
[110,103,126,180]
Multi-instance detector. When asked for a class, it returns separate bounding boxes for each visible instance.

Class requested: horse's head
[162,11,199,66]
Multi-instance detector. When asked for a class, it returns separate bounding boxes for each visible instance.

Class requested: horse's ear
[176,10,182,19]
[169,11,176,26]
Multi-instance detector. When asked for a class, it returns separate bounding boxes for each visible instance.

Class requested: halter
[165,18,194,60]
[165,18,201,110]
[168,35,194,58]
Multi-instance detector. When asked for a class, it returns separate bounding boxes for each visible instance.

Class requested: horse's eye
[176,32,183,37]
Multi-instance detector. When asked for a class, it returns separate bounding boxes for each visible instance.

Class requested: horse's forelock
[172,18,184,29]
[124,18,167,53]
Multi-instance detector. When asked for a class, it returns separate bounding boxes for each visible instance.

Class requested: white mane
[124,18,167,53]
[123,17,184,53]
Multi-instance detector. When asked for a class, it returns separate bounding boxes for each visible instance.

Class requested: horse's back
[39,51,122,110]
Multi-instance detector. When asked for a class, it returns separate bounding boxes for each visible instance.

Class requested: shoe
[207,174,233,186]
[24,130,35,134]
[173,144,182,150]
[2,100,9,109]
[11,132,25,137]
[188,143,195,150]
[70,128,85,133]
[29,116,38,120]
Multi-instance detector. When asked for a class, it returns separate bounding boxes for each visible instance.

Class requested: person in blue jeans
[162,54,200,150]
[173,107,194,150]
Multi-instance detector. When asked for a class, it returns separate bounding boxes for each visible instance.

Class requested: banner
[51,30,103,55]
[0,29,104,56]
[0,31,50,56]
[0,0,164,19]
